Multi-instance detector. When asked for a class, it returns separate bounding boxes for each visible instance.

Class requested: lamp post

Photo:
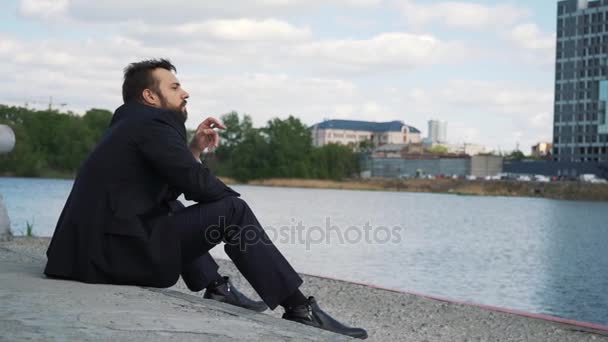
[0,124,15,241]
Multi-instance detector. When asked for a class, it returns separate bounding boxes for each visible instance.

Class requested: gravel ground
[3,237,608,342]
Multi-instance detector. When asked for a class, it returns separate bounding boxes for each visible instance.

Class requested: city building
[554,0,608,162]
[470,155,504,178]
[361,154,471,178]
[310,119,421,149]
[427,120,447,144]
[531,142,554,158]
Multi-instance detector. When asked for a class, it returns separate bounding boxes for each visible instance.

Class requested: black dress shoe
[282,296,368,339]
[203,276,268,312]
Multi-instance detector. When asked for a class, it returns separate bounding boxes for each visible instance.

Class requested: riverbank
[3,237,608,341]
[246,178,608,201]
[3,175,608,201]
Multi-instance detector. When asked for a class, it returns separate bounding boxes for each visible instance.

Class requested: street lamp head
[0,125,15,153]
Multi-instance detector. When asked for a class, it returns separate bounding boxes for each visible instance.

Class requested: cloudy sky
[1,0,557,152]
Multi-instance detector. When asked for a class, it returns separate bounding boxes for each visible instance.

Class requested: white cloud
[7,0,555,151]
[332,101,398,122]
[397,1,555,69]
[119,25,466,73]
[438,80,553,111]
[294,32,468,71]
[508,23,555,51]
[14,0,473,74]
[19,0,68,19]
[499,23,556,68]
[181,73,359,127]
[396,80,553,149]
[529,111,552,129]
[0,34,360,124]
[335,16,377,30]
[0,38,17,54]
[187,19,311,42]
[449,123,481,143]
[400,0,529,30]
[128,19,312,43]
[0,31,552,150]
[403,81,551,112]
[19,0,382,23]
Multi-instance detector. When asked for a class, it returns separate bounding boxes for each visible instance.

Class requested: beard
[158,93,188,122]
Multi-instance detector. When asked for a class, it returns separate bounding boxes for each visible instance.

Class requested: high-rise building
[554,0,608,162]
[427,120,447,144]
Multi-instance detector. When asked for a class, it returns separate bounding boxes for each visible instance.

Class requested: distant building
[470,155,503,177]
[362,154,471,178]
[447,143,486,156]
[371,143,424,158]
[310,119,421,149]
[360,153,503,178]
[553,0,608,161]
[427,120,447,144]
[531,142,553,158]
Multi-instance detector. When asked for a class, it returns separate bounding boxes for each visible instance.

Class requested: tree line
[0,105,359,181]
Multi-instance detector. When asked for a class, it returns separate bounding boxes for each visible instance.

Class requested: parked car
[580,174,596,182]
[580,174,608,183]
[534,175,551,183]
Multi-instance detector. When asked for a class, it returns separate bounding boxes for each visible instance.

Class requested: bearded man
[44,59,367,339]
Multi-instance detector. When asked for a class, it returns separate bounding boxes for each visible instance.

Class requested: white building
[310,119,422,149]
[427,120,447,144]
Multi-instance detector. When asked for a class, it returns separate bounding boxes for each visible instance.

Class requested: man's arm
[136,117,237,203]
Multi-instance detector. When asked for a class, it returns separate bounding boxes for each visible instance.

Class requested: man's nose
[183,90,190,99]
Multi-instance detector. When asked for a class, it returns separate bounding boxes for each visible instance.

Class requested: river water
[1,176,607,325]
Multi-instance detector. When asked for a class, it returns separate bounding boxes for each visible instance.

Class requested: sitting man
[44,58,367,339]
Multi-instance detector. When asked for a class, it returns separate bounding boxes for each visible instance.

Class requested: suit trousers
[153,196,303,310]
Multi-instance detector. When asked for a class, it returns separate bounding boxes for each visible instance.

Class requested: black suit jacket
[44,101,238,287]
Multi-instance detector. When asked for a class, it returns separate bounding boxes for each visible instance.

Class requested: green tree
[358,140,374,151]
[0,105,112,177]
[230,128,272,182]
[83,108,113,143]
[310,144,359,180]
[0,105,360,182]
[506,150,526,161]
[427,145,448,154]
[218,111,253,148]
[264,116,312,179]
[213,111,256,178]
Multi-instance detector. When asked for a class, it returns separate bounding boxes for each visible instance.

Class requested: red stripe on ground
[300,272,608,332]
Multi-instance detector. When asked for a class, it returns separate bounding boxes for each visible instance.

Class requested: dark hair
[122,58,176,103]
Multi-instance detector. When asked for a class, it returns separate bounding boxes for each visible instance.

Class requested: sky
[0,0,559,152]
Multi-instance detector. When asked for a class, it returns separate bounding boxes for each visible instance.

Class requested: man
[44,59,367,339]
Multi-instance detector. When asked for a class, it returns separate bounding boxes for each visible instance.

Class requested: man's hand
[189,117,226,160]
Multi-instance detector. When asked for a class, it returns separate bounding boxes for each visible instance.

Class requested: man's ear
[142,89,157,106]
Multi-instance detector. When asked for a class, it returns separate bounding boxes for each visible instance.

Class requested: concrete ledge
[3,238,608,341]
[0,247,349,341]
